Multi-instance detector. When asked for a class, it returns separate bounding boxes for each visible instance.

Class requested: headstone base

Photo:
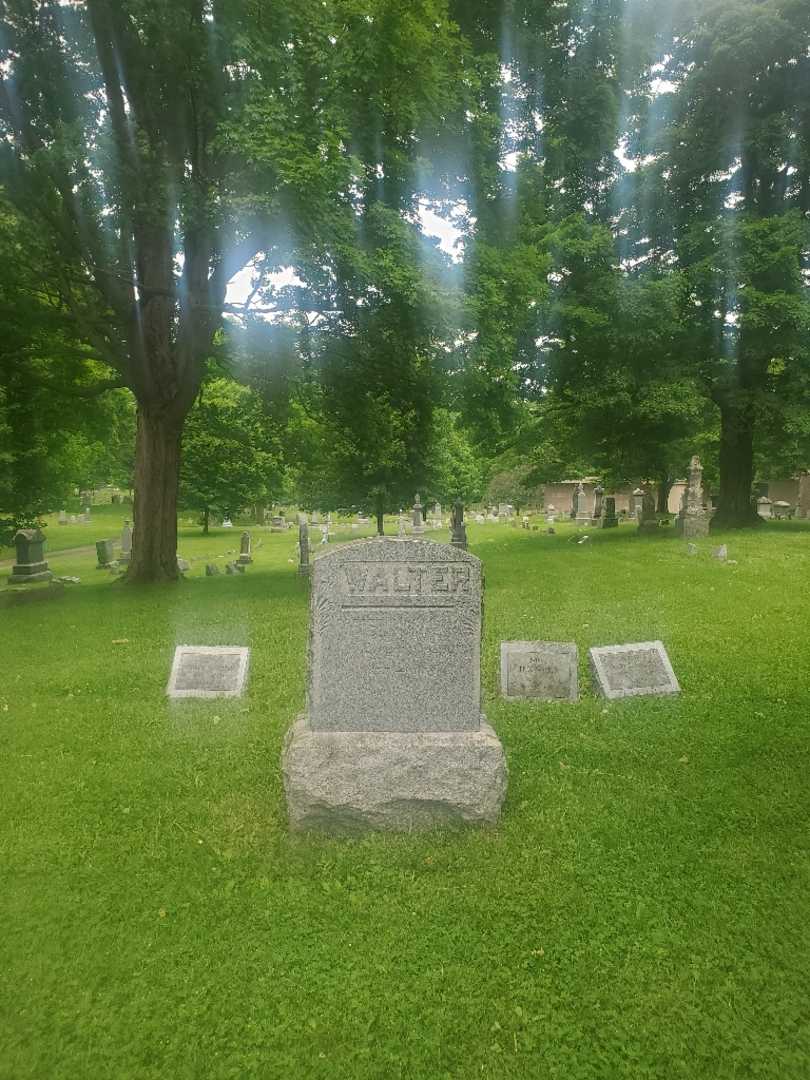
[682,514,709,539]
[9,564,52,584]
[282,716,507,835]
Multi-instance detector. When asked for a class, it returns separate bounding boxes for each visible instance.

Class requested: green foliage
[179,378,283,528]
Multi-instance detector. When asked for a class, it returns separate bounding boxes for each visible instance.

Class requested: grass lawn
[2,521,809,1079]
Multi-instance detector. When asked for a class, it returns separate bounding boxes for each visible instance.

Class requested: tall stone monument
[282,538,507,834]
[638,491,659,533]
[298,517,310,577]
[573,482,590,524]
[449,501,468,551]
[797,472,810,520]
[681,455,709,539]
[119,520,133,564]
[601,495,618,528]
[592,484,604,522]
[238,531,253,565]
[8,528,52,584]
[412,493,425,536]
[630,488,645,519]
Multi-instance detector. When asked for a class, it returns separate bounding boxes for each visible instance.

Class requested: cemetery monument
[282,537,508,834]
[8,528,52,584]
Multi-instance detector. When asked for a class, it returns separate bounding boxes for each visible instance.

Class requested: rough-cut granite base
[282,716,507,835]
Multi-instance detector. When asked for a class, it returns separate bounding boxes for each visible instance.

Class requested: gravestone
[270,515,286,533]
[449,500,468,551]
[797,472,810,520]
[166,646,250,698]
[500,642,578,701]
[637,491,659,533]
[319,524,329,544]
[573,482,590,524]
[756,496,773,519]
[397,513,406,537]
[412,493,425,536]
[298,518,310,577]
[222,518,233,528]
[238,531,253,565]
[682,456,710,539]
[282,537,507,833]
[58,510,67,525]
[119,521,133,564]
[96,539,114,568]
[629,488,644,519]
[592,484,604,522]
[8,529,52,584]
[712,544,728,561]
[69,515,77,524]
[177,556,191,573]
[601,495,618,528]
[772,500,792,519]
[205,563,220,576]
[589,641,680,699]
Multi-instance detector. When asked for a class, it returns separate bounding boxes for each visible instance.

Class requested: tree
[0,1,377,579]
[0,201,130,542]
[179,378,282,534]
[626,0,810,526]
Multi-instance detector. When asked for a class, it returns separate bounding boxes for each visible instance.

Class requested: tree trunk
[128,405,184,582]
[202,507,209,535]
[711,400,761,530]
[656,477,671,514]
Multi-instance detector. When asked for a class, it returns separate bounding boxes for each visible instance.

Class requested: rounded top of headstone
[14,527,45,542]
[757,496,772,504]
[314,535,481,567]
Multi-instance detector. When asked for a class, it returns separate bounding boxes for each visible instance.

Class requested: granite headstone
[282,537,507,833]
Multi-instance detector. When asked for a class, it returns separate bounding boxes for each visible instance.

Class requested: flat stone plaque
[500,641,578,701]
[166,646,250,699]
[589,641,679,699]
[308,538,481,732]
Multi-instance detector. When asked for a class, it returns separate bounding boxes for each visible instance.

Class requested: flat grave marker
[166,645,250,699]
[500,641,578,701]
[589,640,679,699]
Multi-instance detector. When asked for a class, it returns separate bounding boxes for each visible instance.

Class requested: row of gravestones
[166,535,681,838]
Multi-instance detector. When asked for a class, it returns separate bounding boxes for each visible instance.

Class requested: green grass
[2,521,809,1079]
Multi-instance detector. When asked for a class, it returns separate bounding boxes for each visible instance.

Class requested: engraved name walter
[309,538,482,733]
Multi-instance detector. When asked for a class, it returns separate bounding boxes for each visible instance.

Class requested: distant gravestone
[412,493,425,536]
[96,539,114,568]
[756,496,773,519]
[270,516,285,532]
[589,641,680,699]
[298,518,310,577]
[500,642,578,701]
[601,495,618,528]
[238,531,252,565]
[282,537,507,833]
[592,484,604,522]
[630,488,645,519]
[177,556,191,573]
[205,563,220,576]
[637,491,659,533]
[166,646,250,699]
[573,482,590,524]
[798,472,810,520]
[712,544,728,561]
[449,501,468,550]
[58,510,67,525]
[8,528,52,584]
[682,456,710,539]
[119,521,133,564]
